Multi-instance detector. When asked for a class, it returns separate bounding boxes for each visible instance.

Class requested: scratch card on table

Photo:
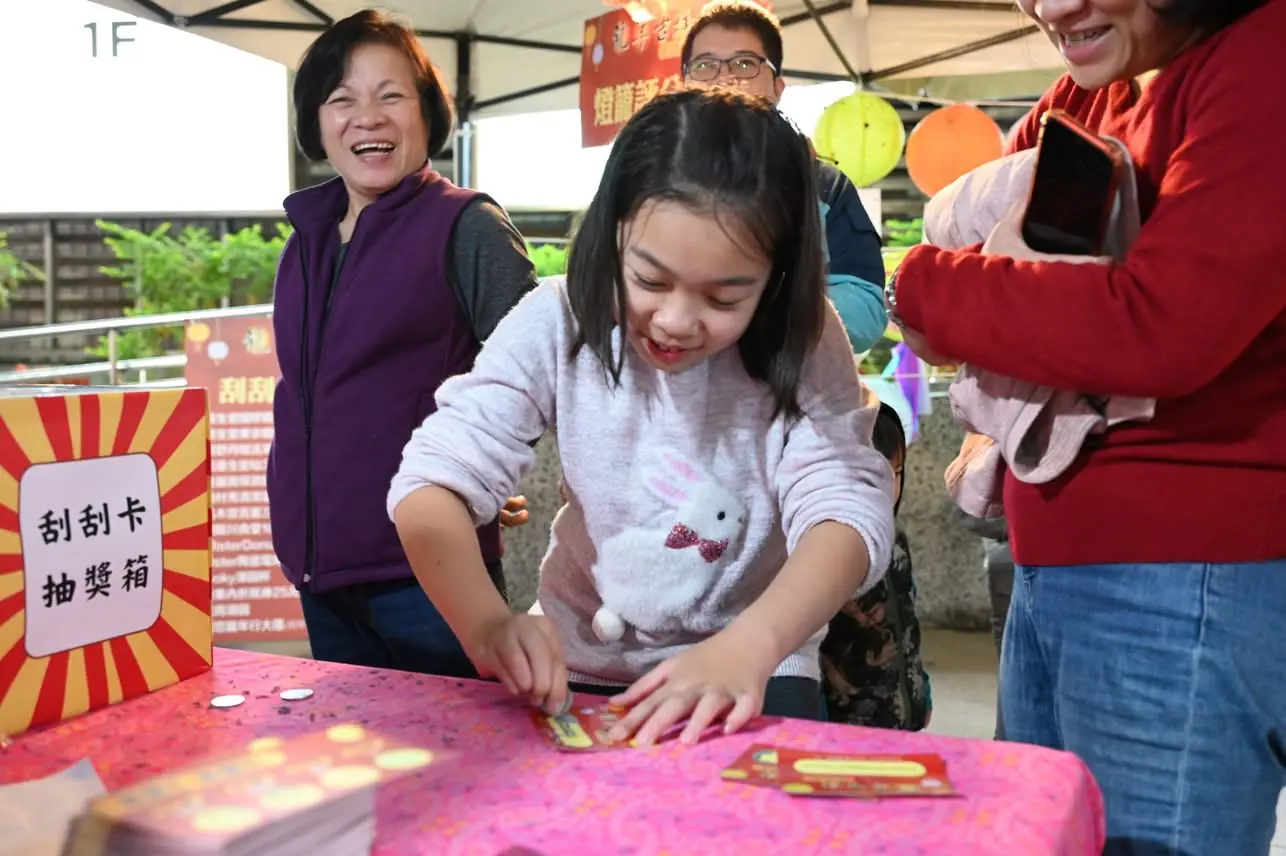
[530,704,639,751]
[721,744,956,798]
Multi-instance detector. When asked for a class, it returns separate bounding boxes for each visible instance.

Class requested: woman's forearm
[393,485,512,647]
[721,521,871,668]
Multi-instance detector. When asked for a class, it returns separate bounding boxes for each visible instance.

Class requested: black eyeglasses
[683,54,777,82]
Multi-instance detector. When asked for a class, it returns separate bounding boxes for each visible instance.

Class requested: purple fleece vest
[267,166,501,593]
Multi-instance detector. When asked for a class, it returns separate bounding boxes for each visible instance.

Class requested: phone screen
[1022,114,1119,255]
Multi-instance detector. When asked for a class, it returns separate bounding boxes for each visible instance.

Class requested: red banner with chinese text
[184,316,307,643]
[580,7,695,148]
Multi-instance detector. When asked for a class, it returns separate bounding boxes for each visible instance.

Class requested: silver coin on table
[279,688,314,701]
[210,694,246,709]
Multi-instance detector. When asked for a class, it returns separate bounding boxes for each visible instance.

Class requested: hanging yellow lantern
[813,91,906,188]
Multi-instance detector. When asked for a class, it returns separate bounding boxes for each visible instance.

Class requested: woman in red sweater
[889,1,1286,853]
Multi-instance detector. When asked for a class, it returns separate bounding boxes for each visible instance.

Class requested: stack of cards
[60,724,448,855]
[721,744,956,798]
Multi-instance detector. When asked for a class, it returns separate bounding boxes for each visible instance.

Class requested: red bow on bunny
[665,523,729,563]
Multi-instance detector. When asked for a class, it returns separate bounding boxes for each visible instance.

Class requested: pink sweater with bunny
[388,278,895,686]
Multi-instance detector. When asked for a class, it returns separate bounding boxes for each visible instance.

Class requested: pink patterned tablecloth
[1,648,1104,855]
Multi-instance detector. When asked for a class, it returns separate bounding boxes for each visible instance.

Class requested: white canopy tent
[86,0,1060,118]
[82,0,1060,189]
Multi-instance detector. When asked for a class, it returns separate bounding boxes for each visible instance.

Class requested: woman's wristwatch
[883,270,903,327]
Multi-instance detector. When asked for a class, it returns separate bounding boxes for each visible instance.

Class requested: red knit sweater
[895,0,1286,567]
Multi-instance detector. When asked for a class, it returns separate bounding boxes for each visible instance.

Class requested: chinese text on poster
[579,7,694,148]
[185,318,305,642]
[0,387,213,737]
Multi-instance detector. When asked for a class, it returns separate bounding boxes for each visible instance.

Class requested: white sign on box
[18,454,164,659]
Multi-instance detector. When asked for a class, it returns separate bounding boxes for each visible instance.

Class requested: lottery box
[0,386,213,737]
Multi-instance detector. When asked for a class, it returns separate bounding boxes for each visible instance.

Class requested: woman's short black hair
[292,10,455,163]
[1152,0,1267,31]
[566,87,826,420]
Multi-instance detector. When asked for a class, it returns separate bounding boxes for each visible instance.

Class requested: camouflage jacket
[821,527,931,730]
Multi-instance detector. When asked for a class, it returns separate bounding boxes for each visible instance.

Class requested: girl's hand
[468,613,569,715]
[606,633,775,746]
[499,495,529,527]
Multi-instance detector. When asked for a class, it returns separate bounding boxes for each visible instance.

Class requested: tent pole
[798,0,865,84]
[455,33,475,188]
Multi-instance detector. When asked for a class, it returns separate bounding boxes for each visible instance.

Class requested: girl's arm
[719,522,873,673]
[727,306,897,665]
[388,281,565,645]
[395,486,513,644]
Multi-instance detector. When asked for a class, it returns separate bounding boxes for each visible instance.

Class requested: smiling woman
[888,0,1285,853]
[266,11,538,681]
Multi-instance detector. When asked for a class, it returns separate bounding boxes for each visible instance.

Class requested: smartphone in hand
[1021,109,1125,256]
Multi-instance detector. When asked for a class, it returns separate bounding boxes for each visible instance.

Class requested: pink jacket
[927,146,1154,519]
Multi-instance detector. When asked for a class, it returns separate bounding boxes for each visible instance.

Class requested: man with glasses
[681,0,888,353]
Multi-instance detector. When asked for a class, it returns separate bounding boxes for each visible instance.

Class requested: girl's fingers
[630,693,695,747]
[522,631,555,705]
[610,665,667,709]
[607,690,661,743]
[681,693,732,745]
[493,631,534,696]
[723,693,761,735]
[542,643,570,716]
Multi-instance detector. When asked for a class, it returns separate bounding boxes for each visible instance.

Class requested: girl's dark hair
[870,402,907,514]
[293,10,455,162]
[1152,0,1267,32]
[566,88,827,419]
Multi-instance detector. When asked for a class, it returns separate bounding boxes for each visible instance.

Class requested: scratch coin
[280,688,314,701]
[210,694,246,709]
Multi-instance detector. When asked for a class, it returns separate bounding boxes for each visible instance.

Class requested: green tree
[0,231,42,307]
[525,242,568,277]
[883,217,923,248]
[91,220,291,360]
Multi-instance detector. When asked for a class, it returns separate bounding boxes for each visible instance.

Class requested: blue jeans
[298,561,505,679]
[1002,561,1286,856]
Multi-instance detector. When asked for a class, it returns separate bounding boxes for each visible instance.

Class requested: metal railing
[0,304,271,386]
[0,256,954,394]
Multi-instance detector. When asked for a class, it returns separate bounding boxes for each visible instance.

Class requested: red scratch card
[721,744,956,798]
[529,703,728,750]
[529,704,639,751]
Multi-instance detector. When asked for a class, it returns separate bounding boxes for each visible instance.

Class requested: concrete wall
[499,404,990,629]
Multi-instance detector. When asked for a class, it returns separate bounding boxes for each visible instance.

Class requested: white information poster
[0,0,291,215]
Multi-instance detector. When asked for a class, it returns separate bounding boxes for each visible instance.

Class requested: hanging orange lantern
[905,104,1005,198]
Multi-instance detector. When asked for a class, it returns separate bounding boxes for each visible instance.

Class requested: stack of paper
[60,724,446,855]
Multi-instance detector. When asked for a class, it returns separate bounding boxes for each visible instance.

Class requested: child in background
[388,88,895,747]
[821,401,931,730]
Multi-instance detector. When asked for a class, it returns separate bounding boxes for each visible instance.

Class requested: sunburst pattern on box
[0,388,212,737]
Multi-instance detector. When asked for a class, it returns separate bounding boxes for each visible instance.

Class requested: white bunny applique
[590,451,747,643]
